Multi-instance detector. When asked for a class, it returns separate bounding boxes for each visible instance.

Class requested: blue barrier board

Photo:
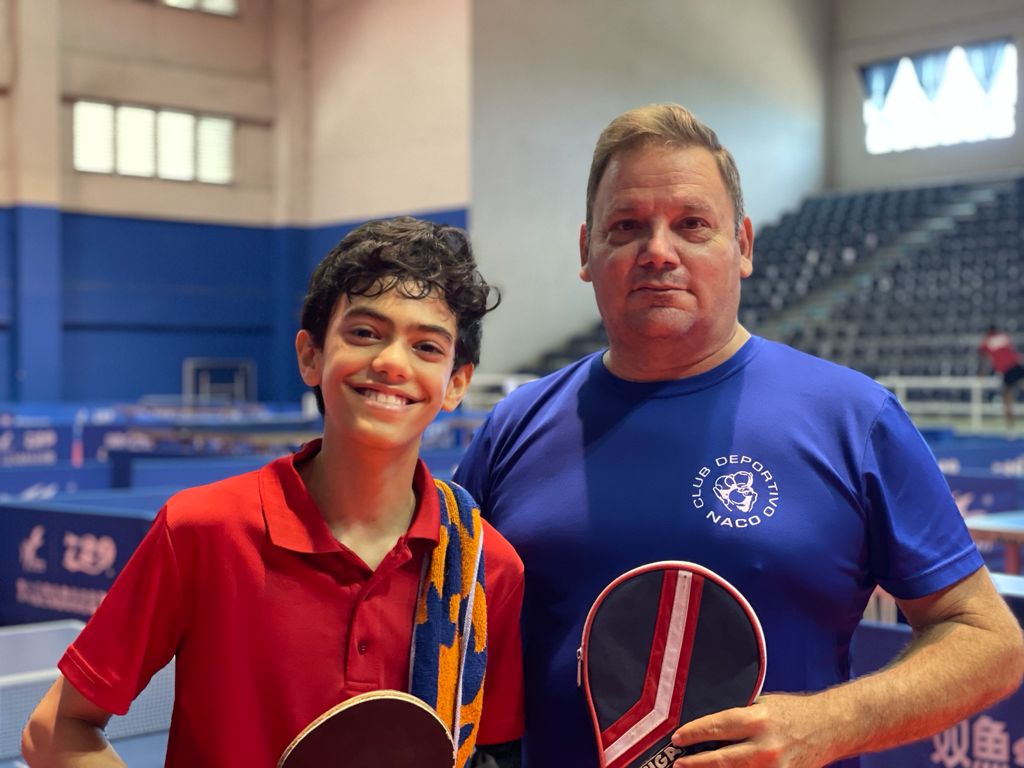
[0,489,176,625]
[853,621,1024,767]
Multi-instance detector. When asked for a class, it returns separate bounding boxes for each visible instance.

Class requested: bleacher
[773,178,1023,381]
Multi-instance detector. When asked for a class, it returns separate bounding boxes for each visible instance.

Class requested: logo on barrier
[931,715,1024,768]
[0,427,61,466]
[24,429,58,451]
[691,454,782,530]
[19,525,47,574]
[20,481,61,501]
[62,532,117,577]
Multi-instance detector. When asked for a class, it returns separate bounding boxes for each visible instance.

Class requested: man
[978,324,1024,431]
[22,218,523,767]
[454,104,1024,767]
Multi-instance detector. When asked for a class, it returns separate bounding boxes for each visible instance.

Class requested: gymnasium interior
[1,1,1023,765]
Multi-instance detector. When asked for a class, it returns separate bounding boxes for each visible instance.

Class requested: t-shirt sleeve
[59,508,185,716]
[476,523,525,745]
[862,396,984,600]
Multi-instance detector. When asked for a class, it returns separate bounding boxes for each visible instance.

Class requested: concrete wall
[0,0,16,206]
[51,0,471,228]
[471,0,832,372]
[831,0,1024,191]
[57,0,277,224]
[307,0,469,225]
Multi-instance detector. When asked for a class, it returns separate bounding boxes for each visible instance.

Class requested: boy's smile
[352,386,418,408]
[296,285,472,455]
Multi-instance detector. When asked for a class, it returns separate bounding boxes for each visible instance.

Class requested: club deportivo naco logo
[690,454,781,529]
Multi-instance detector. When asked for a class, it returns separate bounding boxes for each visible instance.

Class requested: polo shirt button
[357,640,369,654]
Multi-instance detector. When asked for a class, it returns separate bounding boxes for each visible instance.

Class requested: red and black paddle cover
[579,561,766,768]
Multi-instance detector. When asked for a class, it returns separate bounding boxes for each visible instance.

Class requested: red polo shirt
[59,440,524,767]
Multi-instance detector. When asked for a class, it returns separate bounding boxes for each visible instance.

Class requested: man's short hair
[585,103,745,238]
[300,217,499,410]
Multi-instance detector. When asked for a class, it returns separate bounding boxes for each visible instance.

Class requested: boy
[21,217,524,767]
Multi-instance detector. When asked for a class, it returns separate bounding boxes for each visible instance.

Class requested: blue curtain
[911,50,950,100]
[859,60,901,110]
[964,40,1009,93]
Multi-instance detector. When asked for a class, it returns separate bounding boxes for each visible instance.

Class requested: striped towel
[410,479,487,768]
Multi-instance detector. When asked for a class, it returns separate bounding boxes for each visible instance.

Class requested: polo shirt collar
[259,438,441,554]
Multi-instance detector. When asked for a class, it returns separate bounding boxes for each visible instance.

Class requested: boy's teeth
[364,389,407,405]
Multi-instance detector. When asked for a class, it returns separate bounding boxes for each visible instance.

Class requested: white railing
[875,375,1021,428]
[461,372,1019,427]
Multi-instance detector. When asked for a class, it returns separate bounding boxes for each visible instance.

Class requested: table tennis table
[0,621,170,767]
[966,510,1024,575]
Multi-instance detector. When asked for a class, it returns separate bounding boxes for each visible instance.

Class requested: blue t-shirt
[455,336,982,768]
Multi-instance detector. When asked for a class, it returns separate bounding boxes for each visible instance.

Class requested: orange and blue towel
[410,479,487,768]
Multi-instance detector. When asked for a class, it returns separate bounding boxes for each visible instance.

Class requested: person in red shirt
[21,218,525,768]
[978,324,1024,431]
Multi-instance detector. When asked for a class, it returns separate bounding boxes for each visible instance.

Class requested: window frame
[858,38,1017,156]
[71,99,236,186]
[159,0,239,17]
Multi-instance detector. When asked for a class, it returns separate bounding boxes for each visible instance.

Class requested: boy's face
[296,285,472,455]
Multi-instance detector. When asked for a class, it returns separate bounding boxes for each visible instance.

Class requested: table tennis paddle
[277,689,456,768]
[579,561,767,768]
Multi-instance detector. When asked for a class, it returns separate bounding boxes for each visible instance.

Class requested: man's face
[295,285,471,454]
[580,143,753,365]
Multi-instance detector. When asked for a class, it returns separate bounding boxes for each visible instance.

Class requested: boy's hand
[21,675,125,767]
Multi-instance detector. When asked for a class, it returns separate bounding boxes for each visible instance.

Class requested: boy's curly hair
[300,217,500,410]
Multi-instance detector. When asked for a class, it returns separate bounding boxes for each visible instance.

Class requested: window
[197,117,234,184]
[73,101,234,184]
[116,106,156,177]
[72,102,114,173]
[161,0,237,16]
[157,111,196,181]
[860,39,1017,155]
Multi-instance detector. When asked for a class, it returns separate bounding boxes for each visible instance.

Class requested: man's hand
[670,693,836,767]
[670,569,1024,767]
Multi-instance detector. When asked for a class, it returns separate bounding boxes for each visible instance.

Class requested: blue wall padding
[0,207,13,324]
[307,207,469,277]
[62,212,274,328]
[15,207,62,401]
[62,328,276,401]
[0,208,13,401]
[270,226,309,404]
[0,206,469,403]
